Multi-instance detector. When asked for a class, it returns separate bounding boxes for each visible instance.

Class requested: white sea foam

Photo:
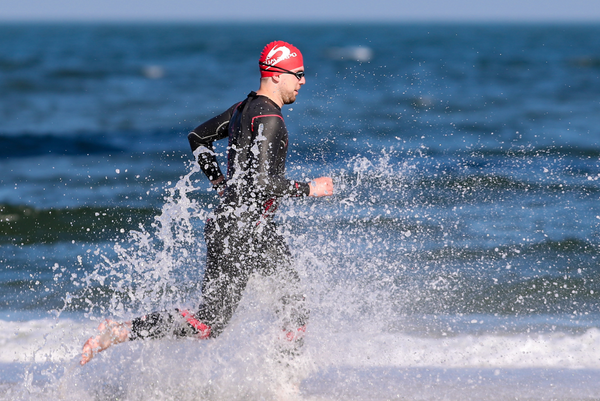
[2,315,600,400]
[307,327,600,370]
[0,318,85,364]
[2,315,600,369]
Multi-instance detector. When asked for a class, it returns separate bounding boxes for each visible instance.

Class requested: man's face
[279,66,306,105]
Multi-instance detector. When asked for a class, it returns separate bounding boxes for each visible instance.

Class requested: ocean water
[1,22,600,400]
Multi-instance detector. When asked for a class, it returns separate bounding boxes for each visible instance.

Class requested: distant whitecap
[141,65,165,79]
[327,46,373,62]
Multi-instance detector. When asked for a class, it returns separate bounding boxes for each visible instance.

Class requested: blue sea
[2,22,600,400]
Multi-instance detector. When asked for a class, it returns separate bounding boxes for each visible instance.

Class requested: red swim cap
[259,41,304,78]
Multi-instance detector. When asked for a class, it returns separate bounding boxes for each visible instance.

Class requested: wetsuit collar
[248,91,281,110]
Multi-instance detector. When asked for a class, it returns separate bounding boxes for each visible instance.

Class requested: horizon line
[1,17,600,24]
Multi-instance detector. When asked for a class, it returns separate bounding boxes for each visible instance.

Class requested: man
[81,41,333,365]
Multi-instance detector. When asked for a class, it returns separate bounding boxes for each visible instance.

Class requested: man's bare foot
[80,319,131,365]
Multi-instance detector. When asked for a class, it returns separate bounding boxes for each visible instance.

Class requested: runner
[81,41,334,365]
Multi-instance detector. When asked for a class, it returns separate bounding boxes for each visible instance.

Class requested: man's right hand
[309,177,333,197]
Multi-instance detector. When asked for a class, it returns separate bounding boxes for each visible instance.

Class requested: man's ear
[271,74,282,84]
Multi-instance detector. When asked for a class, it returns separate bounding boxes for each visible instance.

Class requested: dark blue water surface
[1,22,600,332]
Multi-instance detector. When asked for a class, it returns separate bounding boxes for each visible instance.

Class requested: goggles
[259,62,305,80]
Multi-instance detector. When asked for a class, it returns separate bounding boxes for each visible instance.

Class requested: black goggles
[259,62,305,80]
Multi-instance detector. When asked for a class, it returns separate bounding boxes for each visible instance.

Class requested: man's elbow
[188,132,201,152]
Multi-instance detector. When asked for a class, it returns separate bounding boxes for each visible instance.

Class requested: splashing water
[86,158,209,318]
[5,155,324,400]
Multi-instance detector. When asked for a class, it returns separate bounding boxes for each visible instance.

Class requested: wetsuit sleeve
[187,103,237,183]
[252,115,310,197]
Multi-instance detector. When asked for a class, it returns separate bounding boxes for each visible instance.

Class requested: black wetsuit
[130,92,310,345]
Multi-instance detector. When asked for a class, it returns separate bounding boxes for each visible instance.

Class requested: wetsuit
[129,92,310,346]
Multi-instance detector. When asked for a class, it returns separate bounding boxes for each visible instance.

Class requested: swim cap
[259,41,304,78]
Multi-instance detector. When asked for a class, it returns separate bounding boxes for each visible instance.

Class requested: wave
[411,237,599,263]
[0,134,123,158]
[4,127,600,161]
[0,204,159,245]
[0,129,192,158]
[390,273,600,317]
[328,166,600,213]
[461,145,600,159]
[2,317,600,367]
[1,317,600,400]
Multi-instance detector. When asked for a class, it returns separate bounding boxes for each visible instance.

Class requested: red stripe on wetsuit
[283,325,306,342]
[179,309,211,339]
